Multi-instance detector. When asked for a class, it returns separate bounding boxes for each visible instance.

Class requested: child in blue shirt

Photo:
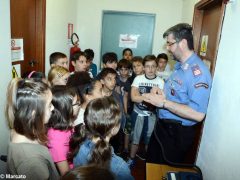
[84,49,97,78]
[68,97,133,180]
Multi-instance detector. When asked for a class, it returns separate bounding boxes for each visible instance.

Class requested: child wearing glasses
[47,85,81,175]
[127,55,164,168]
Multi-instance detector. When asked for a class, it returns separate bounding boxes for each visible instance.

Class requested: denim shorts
[131,111,156,145]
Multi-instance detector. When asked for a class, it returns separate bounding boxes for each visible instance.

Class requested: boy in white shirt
[127,55,164,168]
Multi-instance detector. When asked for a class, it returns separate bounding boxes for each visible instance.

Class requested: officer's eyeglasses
[166,41,178,47]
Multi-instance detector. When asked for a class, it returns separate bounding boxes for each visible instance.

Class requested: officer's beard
[169,53,179,62]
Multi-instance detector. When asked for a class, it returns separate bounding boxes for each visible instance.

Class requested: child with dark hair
[84,48,97,78]
[71,51,88,72]
[127,56,144,85]
[122,48,133,61]
[47,85,81,175]
[117,59,132,111]
[66,71,92,98]
[117,59,132,85]
[102,52,118,70]
[156,53,172,81]
[117,59,133,158]
[68,97,133,180]
[117,59,132,105]
[23,70,48,84]
[97,68,126,155]
[5,78,59,179]
[131,56,144,76]
[123,56,144,158]
[74,80,103,126]
[50,52,68,69]
[61,165,115,180]
[127,55,164,168]
[23,71,45,79]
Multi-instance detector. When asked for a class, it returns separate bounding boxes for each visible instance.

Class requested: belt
[159,118,182,125]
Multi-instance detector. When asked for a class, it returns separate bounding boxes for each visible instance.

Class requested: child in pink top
[47,85,81,175]
[47,128,73,168]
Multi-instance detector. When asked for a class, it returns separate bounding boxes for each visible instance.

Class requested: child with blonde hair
[48,65,70,86]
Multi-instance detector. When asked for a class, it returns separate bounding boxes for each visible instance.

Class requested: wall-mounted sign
[200,35,208,56]
[119,34,140,48]
[11,38,24,62]
[68,23,73,39]
[12,66,19,78]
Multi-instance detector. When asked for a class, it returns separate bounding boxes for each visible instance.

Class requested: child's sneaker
[126,158,135,169]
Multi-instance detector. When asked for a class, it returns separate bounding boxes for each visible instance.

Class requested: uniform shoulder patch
[194,83,209,89]
[191,64,202,76]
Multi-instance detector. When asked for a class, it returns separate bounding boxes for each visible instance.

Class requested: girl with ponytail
[68,96,133,180]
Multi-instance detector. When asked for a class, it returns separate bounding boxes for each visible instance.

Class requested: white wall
[0,0,12,173]
[46,0,184,73]
[182,0,199,24]
[196,1,240,179]
[75,0,183,69]
[45,0,78,74]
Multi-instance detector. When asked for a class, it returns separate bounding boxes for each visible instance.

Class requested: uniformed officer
[143,23,212,164]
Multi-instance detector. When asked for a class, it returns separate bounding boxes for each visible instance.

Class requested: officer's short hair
[163,23,194,50]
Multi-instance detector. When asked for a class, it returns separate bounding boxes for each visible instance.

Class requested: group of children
[5,47,172,179]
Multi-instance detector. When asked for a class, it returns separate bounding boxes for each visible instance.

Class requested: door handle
[29,60,37,67]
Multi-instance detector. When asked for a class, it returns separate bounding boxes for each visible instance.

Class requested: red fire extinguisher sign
[68,23,73,39]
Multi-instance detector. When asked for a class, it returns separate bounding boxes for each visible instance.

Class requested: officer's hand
[143,92,166,108]
[150,87,162,94]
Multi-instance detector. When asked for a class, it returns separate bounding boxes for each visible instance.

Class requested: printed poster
[119,34,140,48]
[200,35,208,56]
[11,38,24,62]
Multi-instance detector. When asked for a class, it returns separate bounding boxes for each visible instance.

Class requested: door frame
[188,0,226,164]
[35,0,46,74]
[11,0,46,75]
[192,0,226,76]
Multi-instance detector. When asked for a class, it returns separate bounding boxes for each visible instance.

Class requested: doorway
[193,0,226,76]
[101,11,155,65]
[10,0,46,77]
[188,0,226,164]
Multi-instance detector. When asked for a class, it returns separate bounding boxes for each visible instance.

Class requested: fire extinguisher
[69,33,81,72]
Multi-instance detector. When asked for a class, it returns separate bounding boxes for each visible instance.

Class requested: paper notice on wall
[200,35,208,56]
[11,38,24,62]
[119,34,140,48]
[68,23,73,39]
